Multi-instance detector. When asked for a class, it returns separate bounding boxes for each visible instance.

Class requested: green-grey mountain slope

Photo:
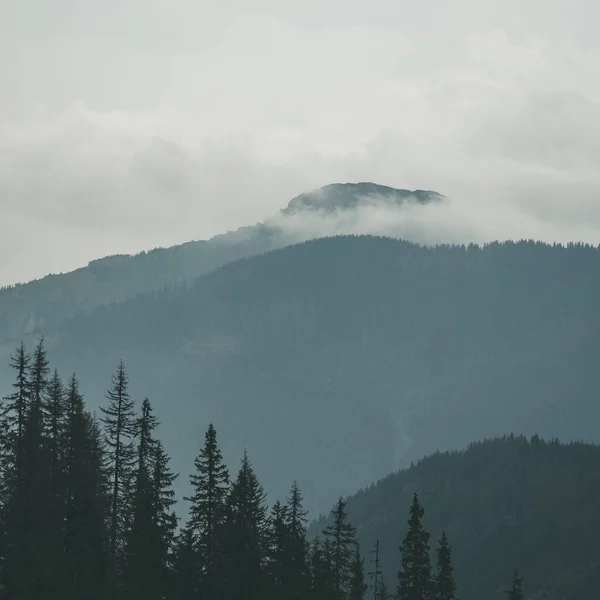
[0,183,444,342]
[311,435,600,600]
[2,235,599,515]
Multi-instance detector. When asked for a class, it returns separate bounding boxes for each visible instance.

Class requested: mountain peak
[282,182,446,215]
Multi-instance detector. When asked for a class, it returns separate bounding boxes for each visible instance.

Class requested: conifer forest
[0,339,535,600]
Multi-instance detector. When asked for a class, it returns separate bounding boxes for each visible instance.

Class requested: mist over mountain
[0,182,444,342]
[2,235,600,516]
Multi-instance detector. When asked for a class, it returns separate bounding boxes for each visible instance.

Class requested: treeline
[0,340,520,600]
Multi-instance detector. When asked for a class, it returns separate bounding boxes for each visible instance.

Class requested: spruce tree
[397,493,432,600]
[283,481,311,599]
[348,544,368,600]
[46,370,66,494]
[222,451,268,600]
[152,439,178,568]
[29,337,49,415]
[505,570,524,600]
[0,343,30,598]
[265,482,310,600]
[100,360,136,593]
[0,342,31,489]
[323,497,358,599]
[63,374,109,600]
[185,422,229,598]
[3,339,65,599]
[310,537,335,600]
[122,398,174,600]
[434,532,457,600]
[170,526,198,600]
[369,540,383,600]
[267,500,289,595]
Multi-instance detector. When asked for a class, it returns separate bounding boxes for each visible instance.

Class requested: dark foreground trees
[0,342,373,600]
[0,342,536,600]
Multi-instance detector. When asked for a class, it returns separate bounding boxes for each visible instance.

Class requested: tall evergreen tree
[283,481,311,599]
[0,342,31,490]
[266,482,311,600]
[397,493,432,600]
[29,337,49,414]
[222,451,268,600]
[152,439,178,569]
[45,370,66,494]
[267,500,289,595]
[0,343,30,598]
[185,422,229,598]
[369,540,383,600]
[170,526,198,600]
[505,570,524,600]
[433,532,457,600]
[310,537,335,600]
[63,374,109,600]
[323,497,358,599]
[348,544,367,600]
[3,339,65,599]
[100,360,136,593]
[122,398,174,600]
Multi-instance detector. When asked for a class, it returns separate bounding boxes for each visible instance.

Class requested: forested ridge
[5,235,600,515]
[313,435,600,599]
[0,340,597,599]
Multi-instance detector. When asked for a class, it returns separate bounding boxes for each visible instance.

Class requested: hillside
[0,183,443,341]
[310,435,600,600]
[2,235,600,514]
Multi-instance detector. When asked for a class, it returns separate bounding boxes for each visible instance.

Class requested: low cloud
[1,2,600,284]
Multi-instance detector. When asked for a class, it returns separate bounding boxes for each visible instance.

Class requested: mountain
[0,182,443,342]
[310,435,600,600]
[2,235,599,515]
[281,182,444,215]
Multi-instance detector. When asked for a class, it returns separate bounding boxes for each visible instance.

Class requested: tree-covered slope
[310,435,600,600]
[0,183,442,341]
[2,235,599,515]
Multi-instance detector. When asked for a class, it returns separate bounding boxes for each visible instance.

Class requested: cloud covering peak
[1,0,600,285]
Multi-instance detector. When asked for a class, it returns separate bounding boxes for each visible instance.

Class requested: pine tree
[222,451,268,600]
[185,422,229,598]
[45,370,66,494]
[265,482,310,600]
[170,526,198,600]
[433,532,457,600]
[29,337,49,414]
[122,398,174,600]
[397,493,432,600]
[323,497,358,599]
[283,481,310,599]
[3,339,65,599]
[505,570,524,600]
[0,343,30,598]
[63,374,109,600]
[369,540,383,600]
[267,500,289,594]
[0,342,31,491]
[348,544,368,600]
[152,439,178,569]
[310,537,335,600]
[100,360,136,593]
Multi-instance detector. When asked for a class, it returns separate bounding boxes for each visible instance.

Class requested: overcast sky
[1,0,600,285]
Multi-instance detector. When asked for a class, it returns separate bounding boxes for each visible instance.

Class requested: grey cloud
[1,0,600,285]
